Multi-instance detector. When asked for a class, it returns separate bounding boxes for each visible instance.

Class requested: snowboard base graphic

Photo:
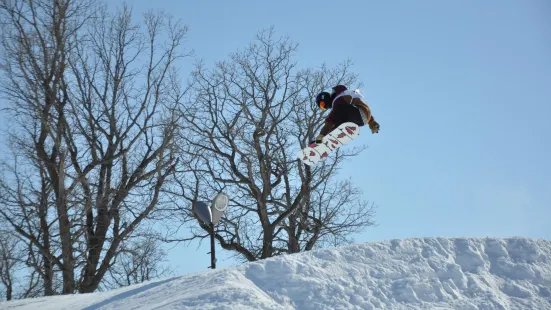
[297,122,360,166]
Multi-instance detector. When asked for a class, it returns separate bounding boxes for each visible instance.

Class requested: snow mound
[2,237,551,310]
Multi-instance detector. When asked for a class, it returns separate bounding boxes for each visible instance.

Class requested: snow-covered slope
[2,237,550,310]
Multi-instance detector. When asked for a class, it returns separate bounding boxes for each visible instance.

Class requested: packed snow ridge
[2,237,551,310]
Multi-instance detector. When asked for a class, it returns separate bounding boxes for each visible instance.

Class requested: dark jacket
[320,87,377,136]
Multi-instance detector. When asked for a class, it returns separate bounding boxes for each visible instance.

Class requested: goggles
[319,100,327,110]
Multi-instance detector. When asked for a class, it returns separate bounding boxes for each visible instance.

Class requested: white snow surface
[2,237,551,310]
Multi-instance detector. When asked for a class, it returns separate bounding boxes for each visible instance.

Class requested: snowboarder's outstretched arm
[314,109,340,144]
[344,96,380,134]
[320,120,336,137]
[311,121,334,144]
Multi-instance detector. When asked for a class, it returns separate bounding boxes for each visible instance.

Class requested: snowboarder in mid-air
[311,84,380,145]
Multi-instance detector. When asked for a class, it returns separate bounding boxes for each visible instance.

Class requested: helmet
[316,91,332,110]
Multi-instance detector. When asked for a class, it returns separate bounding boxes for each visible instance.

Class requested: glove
[368,119,380,134]
[309,134,324,145]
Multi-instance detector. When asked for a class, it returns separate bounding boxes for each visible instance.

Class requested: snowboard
[297,122,360,166]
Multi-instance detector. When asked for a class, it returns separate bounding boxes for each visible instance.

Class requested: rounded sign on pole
[193,201,212,225]
[210,192,228,225]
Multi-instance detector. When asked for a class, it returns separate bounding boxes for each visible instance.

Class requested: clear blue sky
[4,0,550,277]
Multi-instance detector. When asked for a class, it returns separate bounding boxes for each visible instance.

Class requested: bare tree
[0,0,190,295]
[0,230,20,301]
[17,240,45,300]
[174,28,376,262]
[67,3,189,294]
[102,230,173,290]
[0,0,94,294]
[0,228,44,301]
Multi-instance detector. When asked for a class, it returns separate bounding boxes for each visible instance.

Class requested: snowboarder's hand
[315,134,324,144]
[309,134,324,145]
[369,119,380,134]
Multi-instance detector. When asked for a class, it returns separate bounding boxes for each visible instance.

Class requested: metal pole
[209,222,216,269]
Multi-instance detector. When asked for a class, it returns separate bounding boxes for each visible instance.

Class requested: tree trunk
[54,153,75,294]
[39,200,54,296]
